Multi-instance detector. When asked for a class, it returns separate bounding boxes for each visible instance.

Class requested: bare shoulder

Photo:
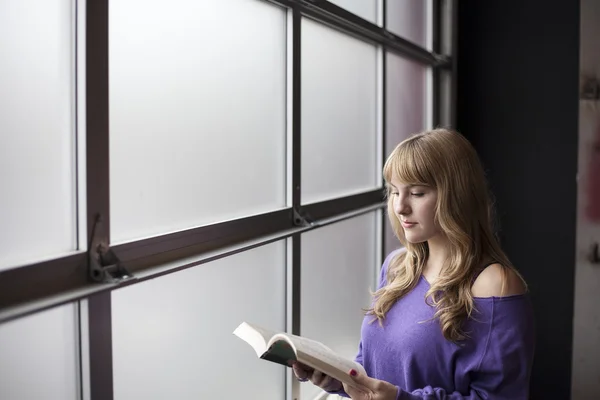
[471,263,527,297]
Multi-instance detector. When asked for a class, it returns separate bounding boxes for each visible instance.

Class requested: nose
[393,194,410,216]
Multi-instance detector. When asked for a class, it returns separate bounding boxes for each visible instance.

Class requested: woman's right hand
[291,362,343,392]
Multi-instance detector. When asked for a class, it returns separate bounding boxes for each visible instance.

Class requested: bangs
[383,138,435,187]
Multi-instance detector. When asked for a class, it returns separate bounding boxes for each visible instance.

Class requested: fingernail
[349,369,357,376]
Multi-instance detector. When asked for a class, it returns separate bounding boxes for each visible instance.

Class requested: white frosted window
[0,0,76,270]
[300,213,377,400]
[386,0,432,50]
[328,0,379,25]
[0,304,79,400]
[110,0,287,243]
[112,241,287,400]
[386,53,430,156]
[302,18,378,204]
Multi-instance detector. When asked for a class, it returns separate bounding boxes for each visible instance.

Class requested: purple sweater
[333,250,535,399]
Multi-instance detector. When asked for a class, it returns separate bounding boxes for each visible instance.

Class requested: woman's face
[389,173,439,244]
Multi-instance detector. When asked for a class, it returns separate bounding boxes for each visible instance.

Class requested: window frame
[0,1,456,399]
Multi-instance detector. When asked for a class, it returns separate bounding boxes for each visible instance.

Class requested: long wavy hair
[368,128,526,342]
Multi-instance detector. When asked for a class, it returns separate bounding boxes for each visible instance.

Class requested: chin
[403,230,437,244]
[404,235,429,244]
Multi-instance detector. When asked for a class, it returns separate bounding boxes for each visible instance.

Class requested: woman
[293,129,535,399]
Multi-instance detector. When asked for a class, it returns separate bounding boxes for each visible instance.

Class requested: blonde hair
[369,128,526,342]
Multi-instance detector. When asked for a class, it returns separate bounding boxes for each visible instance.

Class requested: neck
[423,234,451,279]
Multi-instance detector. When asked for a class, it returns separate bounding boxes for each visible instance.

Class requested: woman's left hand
[343,369,399,400]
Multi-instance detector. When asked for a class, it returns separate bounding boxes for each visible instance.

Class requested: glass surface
[109,0,287,243]
[0,304,79,400]
[0,0,76,270]
[300,213,377,400]
[302,18,378,204]
[385,53,430,156]
[386,0,432,50]
[328,0,378,25]
[112,241,287,400]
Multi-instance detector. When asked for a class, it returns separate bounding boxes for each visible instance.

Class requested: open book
[233,321,367,392]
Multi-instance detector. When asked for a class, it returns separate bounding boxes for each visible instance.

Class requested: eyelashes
[389,191,424,197]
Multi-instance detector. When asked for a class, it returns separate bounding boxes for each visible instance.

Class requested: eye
[390,191,399,196]
[410,192,424,197]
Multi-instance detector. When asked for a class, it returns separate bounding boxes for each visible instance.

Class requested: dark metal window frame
[0,0,455,399]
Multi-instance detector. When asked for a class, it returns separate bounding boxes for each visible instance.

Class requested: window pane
[302,19,378,204]
[112,241,287,400]
[0,304,79,400]
[328,0,378,25]
[109,0,287,243]
[0,0,75,270]
[385,54,430,255]
[300,213,377,400]
[386,0,432,50]
[386,53,430,156]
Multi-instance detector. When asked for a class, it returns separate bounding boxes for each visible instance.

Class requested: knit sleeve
[397,296,535,400]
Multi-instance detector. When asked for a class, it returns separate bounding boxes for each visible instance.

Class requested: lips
[401,221,417,228]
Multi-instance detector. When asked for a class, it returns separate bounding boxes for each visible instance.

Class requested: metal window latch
[590,243,600,265]
[293,208,314,227]
[88,214,133,283]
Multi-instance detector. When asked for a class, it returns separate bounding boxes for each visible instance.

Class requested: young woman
[293,129,535,399]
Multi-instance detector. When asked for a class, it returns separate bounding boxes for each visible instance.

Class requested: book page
[271,333,367,390]
[289,334,362,372]
[235,322,368,391]
[233,322,278,357]
[242,322,278,343]
[262,340,297,367]
[300,351,368,392]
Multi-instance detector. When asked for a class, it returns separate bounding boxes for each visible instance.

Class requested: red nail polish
[350,369,357,376]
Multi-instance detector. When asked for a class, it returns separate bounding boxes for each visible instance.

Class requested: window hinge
[88,214,133,283]
[293,208,315,227]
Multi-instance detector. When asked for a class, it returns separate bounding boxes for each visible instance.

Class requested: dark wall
[456,2,580,399]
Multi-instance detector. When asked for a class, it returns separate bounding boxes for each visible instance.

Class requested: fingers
[320,374,333,388]
[292,363,341,391]
[343,383,367,399]
[292,362,312,381]
[344,369,397,399]
[311,369,325,386]
[311,370,343,391]
[347,369,375,390]
[343,370,372,399]
[321,375,343,392]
